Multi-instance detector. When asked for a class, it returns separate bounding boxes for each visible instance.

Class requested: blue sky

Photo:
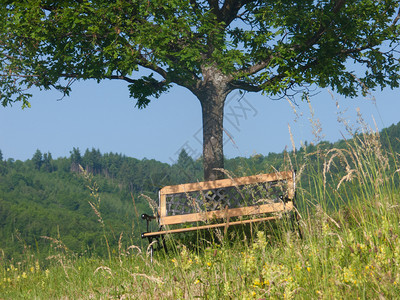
[0,78,399,164]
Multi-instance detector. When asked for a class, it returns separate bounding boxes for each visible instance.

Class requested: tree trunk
[193,66,232,181]
[201,95,225,181]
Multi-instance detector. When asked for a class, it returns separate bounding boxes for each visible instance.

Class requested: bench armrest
[141,213,158,237]
[279,194,293,203]
[141,213,156,221]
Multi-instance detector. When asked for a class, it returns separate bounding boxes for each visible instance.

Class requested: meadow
[1,117,400,299]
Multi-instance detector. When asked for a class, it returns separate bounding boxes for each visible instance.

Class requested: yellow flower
[30,267,35,273]
[195,279,200,284]
[21,272,27,279]
[307,267,311,272]
[207,262,212,267]
[45,269,50,277]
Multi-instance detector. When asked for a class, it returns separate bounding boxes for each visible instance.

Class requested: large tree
[1,1,400,180]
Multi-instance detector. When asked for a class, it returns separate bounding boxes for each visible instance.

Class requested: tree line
[0,121,399,260]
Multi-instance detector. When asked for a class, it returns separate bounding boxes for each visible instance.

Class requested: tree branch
[391,7,400,27]
[109,75,136,83]
[206,0,253,26]
[229,80,262,92]
[207,0,220,14]
[220,0,255,26]
[244,60,272,76]
[220,0,242,25]
[136,53,169,79]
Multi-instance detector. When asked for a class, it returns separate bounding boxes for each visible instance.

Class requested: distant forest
[1,121,399,259]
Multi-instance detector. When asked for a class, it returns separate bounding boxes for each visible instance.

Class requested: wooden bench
[141,170,299,253]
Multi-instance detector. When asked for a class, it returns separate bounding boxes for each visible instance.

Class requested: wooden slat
[159,201,294,225]
[142,215,282,237]
[160,171,293,195]
[159,190,167,218]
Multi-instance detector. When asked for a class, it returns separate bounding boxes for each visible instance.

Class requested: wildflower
[253,231,268,249]
[21,272,27,279]
[30,266,35,273]
[295,262,302,271]
[207,262,212,267]
[307,267,311,272]
[35,261,40,271]
[45,269,50,277]
[343,267,359,286]
[253,278,261,287]
[195,279,200,284]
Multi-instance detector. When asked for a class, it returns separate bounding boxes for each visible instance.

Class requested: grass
[1,119,400,299]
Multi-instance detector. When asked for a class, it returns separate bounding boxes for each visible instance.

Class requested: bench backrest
[158,171,295,226]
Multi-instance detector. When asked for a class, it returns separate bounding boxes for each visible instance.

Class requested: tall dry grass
[1,106,400,299]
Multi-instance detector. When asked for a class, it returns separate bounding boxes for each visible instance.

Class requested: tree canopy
[1,0,400,180]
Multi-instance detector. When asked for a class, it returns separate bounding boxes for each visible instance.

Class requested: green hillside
[0,121,399,261]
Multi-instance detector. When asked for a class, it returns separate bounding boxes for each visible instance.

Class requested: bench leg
[290,207,303,239]
[145,236,154,262]
[161,233,168,253]
[157,225,168,254]
[150,242,154,263]
[145,227,168,262]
